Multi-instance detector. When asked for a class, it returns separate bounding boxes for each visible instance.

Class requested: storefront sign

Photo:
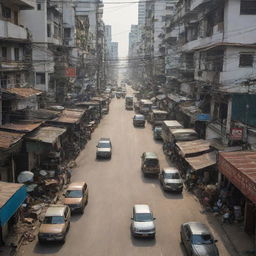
[230,128,243,140]
[65,67,76,77]
[196,113,211,121]
[218,154,256,204]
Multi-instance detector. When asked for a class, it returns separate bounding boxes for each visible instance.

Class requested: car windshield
[43,216,65,224]
[164,172,180,179]
[65,190,82,198]
[135,116,144,120]
[134,213,153,222]
[154,127,162,132]
[98,142,110,148]
[192,234,213,245]
[145,159,159,167]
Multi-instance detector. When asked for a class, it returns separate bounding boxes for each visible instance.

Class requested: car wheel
[80,207,84,214]
[61,235,66,244]
[180,233,183,244]
[38,238,44,244]
[152,234,155,239]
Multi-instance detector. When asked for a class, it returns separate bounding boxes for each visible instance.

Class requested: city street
[22,95,236,256]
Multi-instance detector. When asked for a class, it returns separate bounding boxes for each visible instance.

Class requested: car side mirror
[153,217,156,220]
[131,217,134,220]
[214,239,218,243]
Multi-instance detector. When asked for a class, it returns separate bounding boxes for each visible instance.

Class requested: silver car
[130,204,156,238]
[96,138,112,159]
[159,167,183,193]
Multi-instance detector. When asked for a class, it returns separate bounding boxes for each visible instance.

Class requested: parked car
[130,204,156,238]
[133,114,146,127]
[159,167,183,193]
[64,182,88,214]
[153,126,162,140]
[180,222,219,256]
[96,138,112,159]
[38,205,71,243]
[141,152,160,176]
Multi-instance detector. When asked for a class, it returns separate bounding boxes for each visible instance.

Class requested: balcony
[0,20,28,41]
[190,0,210,11]
[0,59,29,71]
[182,24,223,52]
[195,70,220,83]
[11,0,36,9]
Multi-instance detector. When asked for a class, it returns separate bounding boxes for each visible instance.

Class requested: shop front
[0,182,27,244]
[218,151,256,235]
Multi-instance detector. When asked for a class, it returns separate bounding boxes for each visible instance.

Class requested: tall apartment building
[166,0,256,147]
[0,0,35,90]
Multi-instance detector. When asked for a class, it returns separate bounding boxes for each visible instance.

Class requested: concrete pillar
[226,96,232,138]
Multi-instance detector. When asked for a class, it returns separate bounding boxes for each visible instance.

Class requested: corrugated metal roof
[156,94,166,100]
[176,140,211,157]
[167,93,191,103]
[0,131,25,149]
[163,120,183,129]
[28,126,66,144]
[6,88,43,98]
[54,109,84,124]
[152,110,168,114]
[219,152,256,178]
[0,122,42,133]
[0,182,23,208]
[185,152,216,170]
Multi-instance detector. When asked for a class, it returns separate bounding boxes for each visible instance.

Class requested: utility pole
[96,0,100,93]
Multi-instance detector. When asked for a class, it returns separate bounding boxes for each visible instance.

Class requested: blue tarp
[0,185,27,226]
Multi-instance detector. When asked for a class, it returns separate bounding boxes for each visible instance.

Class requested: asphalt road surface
[22,91,237,256]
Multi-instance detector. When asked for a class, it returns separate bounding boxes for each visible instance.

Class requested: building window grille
[1,47,7,60]
[36,73,46,84]
[64,28,71,39]
[239,53,254,67]
[14,48,19,61]
[47,24,51,37]
[2,6,11,19]
[241,0,256,14]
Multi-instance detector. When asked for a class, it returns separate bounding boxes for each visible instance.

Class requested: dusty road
[22,94,237,256]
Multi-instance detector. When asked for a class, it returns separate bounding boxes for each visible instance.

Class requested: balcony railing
[0,20,29,41]
[10,0,36,9]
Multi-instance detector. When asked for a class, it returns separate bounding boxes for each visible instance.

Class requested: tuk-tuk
[161,120,183,143]
[141,152,160,176]
[116,92,122,99]
[139,99,153,115]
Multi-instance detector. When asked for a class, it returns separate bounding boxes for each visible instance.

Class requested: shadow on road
[179,241,188,255]
[160,188,184,200]
[130,235,156,247]
[33,240,62,254]
[141,172,159,185]
[71,213,84,222]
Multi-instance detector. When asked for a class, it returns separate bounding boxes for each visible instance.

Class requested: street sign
[196,113,211,121]
[65,67,76,77]
[230,128,243,140]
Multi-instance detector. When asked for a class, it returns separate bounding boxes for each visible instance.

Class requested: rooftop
[144,152,158,159]
[186,222,210,235]
[53,109,85,124]
[0,122,41,133]
[45,205,66,217]
[134,204,150,213]
[6,88,43,98]
[0,131,24,149]
[0,182,24,208]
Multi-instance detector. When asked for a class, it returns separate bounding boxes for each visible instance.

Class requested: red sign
[218,154,256,204]
[65,67,76,77]
[230,128,243,140]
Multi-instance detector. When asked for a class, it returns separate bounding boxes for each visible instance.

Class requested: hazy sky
[103,0,138,57]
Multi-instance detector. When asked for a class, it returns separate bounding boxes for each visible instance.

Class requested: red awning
[218,152,256,204]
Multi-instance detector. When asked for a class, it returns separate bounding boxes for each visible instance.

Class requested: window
[239,53,254,67]
[14,48,19,61]
[37,3,41,10]
[64,28,71,39]
[1,47,7,59]
[241,0,256,14]
[36,73,46,84]
[14,48,20,61]
[0,74,8,89]
[2,6,11,19]
[47,24,51,37]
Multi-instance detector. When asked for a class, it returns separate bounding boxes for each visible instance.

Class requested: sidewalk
[220,219,255,256]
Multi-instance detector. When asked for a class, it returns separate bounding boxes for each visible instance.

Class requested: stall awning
[176,139,211,157]
[53,109,85,124]
[218,152,256,204]
[0,122,42,133]
[185,152,216,171]
[0,182,27,226]
[27,126,66,144]
[5,88,43,98]
[0,131,25,150]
